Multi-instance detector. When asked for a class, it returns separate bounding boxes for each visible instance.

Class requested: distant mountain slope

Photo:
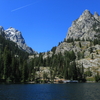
[0,26,36,54]
[38,10,100,79]
[0,34,29,59]
[52,10,100,79]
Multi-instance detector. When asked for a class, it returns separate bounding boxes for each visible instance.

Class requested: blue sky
[0,0,100,53]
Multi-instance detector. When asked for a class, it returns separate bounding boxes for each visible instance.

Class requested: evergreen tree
[91,54,94,59]
[3,46,11,80]
[51,46,56,53]
[79,42,82,48]
[11,57,16,82]
[95,72,100,82]
[21,61,27,82]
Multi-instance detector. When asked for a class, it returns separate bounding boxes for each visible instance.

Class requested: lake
[0,83,100,100]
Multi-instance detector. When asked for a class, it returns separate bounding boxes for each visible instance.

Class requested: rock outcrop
[66,10,100,40]
[0,26,36,54]
[54,10,100,74]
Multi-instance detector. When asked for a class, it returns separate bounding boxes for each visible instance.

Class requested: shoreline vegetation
[1,29,100,84]
[0,78,97,84]
[1,10,100,85]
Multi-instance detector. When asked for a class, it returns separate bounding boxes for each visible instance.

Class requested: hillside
[1,10,100,83]
[32,10,100,82]
[0,26,36,54]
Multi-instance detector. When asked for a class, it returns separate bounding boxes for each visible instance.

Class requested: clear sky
[0,0,100,53]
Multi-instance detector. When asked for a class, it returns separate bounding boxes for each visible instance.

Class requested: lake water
[0,83,100,100]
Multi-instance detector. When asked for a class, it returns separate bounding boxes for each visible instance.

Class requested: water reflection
[0,83,100,100]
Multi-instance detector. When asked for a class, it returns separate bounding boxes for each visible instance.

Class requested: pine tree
[3,46,11,80]
[91,54,94,59]
[79,42,82,48]
[11,57,16,82]
[21,61,27,82]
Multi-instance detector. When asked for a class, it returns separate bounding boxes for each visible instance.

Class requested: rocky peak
[94,12,99,19]
[3,27,36,54]
[0,26,4,31]
[81,10,92,18]
[6,27,19,34]
[5,27,25,44]
[77,10,93,22]
[66,10,100,40]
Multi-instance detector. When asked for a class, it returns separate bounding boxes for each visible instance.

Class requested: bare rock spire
[66,10,100,40]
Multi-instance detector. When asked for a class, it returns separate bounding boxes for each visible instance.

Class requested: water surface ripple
[0,83,100,100]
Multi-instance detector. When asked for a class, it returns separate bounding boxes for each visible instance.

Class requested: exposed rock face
[66,10,100,40]
[5,27,25,43]
[0,26,36,54]
[4,27,36,54]
[54,10,100,75]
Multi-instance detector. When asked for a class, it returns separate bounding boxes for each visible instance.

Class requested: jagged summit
[66,10,100,40]
[0,26,4,31]
[0,26,36,54]
[5,27,25,43]
[81,9,92,17]
[94,12,99,19]
[5,27,20,35]
[78,10,94,21]
[5,27,36,54]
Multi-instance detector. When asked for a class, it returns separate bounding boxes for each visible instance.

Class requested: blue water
[0,83,100,100]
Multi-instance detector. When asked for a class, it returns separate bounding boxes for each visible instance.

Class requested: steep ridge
[66,10,100,40]
[56,10,100,54]
[0,27,36,54]
[54,10,100,79]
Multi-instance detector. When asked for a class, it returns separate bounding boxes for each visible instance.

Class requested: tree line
[1,34,100,83]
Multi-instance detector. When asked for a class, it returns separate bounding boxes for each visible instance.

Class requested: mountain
[66,10,100,40]
[53,10,100,80]
[0,26,36,54]
[1,10,100,83]
[56,10,100,54]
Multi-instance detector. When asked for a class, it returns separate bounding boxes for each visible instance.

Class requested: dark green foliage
[0,34,86,83]
[77,64,86,82]
[90,41,93,47]
[89,47,93,53]
[91,54,94,59]
[77,51,84,60]
[93,39,98,45]
[93,23,100,32]
[21,61,28,82]
[0,35,29,82]
[58,41,63,46]
[0,35,29,59]
[51,46,56,53]
[93,34,100,45]
[3,46,12,80]
[64,38,67,42]
[67,38,74,43]
[84,69,92,77]
[95,72,100,82]
[75,37,80,41]
[79,42,82,48]
[82,38,85,41]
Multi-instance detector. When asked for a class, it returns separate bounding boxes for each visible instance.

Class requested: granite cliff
[66,10,100,40]
[54,10,100,79]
